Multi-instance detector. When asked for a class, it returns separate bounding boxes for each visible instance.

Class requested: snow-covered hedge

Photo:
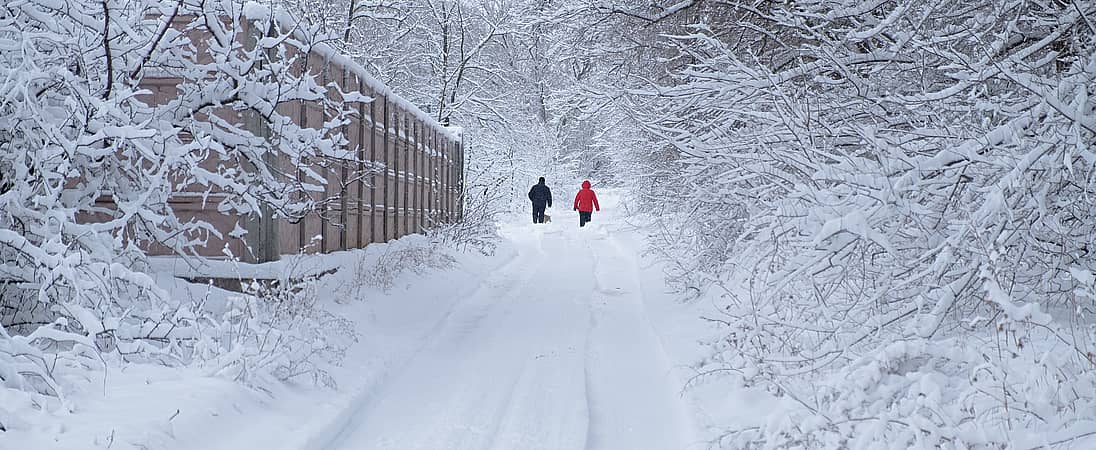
[641,0,1096,447]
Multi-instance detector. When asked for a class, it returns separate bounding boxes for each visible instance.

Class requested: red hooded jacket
[573,180,600,212]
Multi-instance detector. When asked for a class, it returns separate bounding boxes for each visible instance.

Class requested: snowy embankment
[1,233,515,449]
[3,192,787,449]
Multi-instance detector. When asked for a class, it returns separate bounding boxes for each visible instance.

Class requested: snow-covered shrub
[427,189,499,256]
[420,130,508,256]
[0,0,358,413]
[638,0,1096,447]
[198,268,356,391]
[360,236,457,292]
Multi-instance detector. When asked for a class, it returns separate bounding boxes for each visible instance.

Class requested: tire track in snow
[582,291,599,450]
[582,226,694,450]
[318,248,544,450]
[490,281,592,449]
[321,216,692,450]
[479,230,592,450]
[326,225,592,450]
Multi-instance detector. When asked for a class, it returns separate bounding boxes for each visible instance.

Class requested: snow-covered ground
[323,200,700,450]
[2,192,778,449]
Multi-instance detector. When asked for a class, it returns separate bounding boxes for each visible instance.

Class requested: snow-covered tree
[0,0,356,411]
[632,0,1096,447]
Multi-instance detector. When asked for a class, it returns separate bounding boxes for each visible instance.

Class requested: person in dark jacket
[528,177,552,224]
[572,180,600,227]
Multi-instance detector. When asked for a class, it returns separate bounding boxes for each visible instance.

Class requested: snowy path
[324,213,695,450]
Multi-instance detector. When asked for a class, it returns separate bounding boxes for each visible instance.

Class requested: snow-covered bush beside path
[628,1,1096,448]
[0,0,363,437]
[0,232,507,449]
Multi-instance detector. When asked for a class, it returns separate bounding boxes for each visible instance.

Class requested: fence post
[445,139,452,223]
[436,137,444,222]
[457,139,464,222]
[240,20,279,262]
[368,88,377,244]
[355,75,366,248]
[404,115,412,235]
[296,59,310,252]
[411,120,419,233]
[418,120,426,231]
[449,139,456,223]
[381,96,390,242]
[394,107,402,239]
[407,120,414,234]
[430,129,437,226]
[319,59,331,253]
[338,67,350,251]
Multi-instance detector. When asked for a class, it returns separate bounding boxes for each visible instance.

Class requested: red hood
[581,180,591,189]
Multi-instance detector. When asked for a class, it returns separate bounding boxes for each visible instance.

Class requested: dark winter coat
[573,180,600,213]
[529,181,552,208]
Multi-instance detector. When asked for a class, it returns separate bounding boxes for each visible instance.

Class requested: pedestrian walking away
[572,180,600,227]
[528,177,552,224]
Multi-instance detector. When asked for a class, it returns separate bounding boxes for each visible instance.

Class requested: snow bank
[0,232,512,450]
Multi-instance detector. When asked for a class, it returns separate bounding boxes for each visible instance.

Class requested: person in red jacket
[572,180,600,227]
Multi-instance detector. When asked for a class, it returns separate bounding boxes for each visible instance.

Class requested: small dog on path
[544,214,552,223]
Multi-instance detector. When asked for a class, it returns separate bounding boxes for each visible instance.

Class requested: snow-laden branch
[629,0,1096,447]
[0,0,365,409]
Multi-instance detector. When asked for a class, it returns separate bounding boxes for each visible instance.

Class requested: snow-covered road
[324,211,695,450]
[2,196,756,450]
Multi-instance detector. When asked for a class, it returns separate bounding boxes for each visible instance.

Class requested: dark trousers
[533,205,546,224]
[579,211,592,227]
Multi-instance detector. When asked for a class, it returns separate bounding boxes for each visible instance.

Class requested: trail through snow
[0,195,773,450]
[323,208,697,450]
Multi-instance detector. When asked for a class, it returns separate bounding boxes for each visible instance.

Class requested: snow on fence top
[243,2,461,143]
